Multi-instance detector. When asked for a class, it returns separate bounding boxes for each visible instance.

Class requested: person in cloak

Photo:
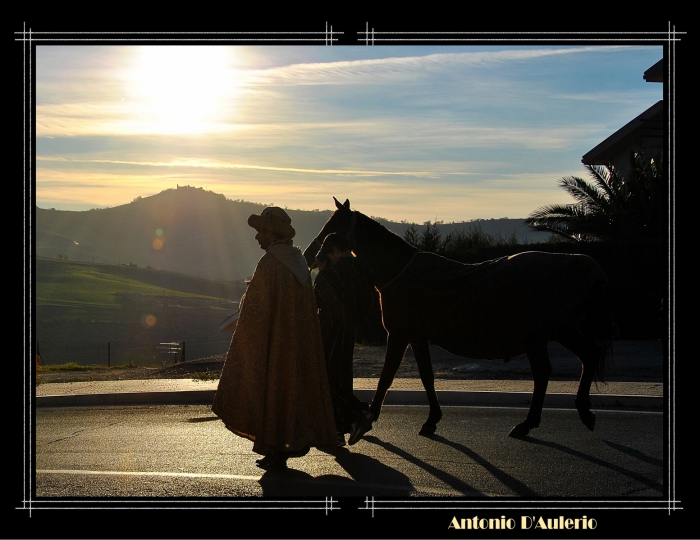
[313,233,376,446]
[212,207,339,471]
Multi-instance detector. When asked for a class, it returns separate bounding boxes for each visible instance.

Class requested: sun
[126,46,243,135]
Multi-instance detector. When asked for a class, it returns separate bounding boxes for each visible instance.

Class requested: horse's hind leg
[509,340,551,438]
[370,333,409,422]
[557,329,602,431]
[411,340,442,437]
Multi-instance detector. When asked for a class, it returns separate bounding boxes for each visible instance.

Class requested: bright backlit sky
[35,44,663,223]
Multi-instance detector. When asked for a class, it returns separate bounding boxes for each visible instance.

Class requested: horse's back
[507,250,606,280]
[379,250,607,358]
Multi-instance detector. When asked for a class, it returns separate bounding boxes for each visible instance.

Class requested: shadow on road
[602,440,664,467]
[363,434,486,496]
[259,447,414,497]
[520,436,663,494]
[428,434,539,497]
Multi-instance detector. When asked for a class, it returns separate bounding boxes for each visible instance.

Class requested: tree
[402,221,444,252]
[403,224,421,249]
[525,152,664,242]
[419,221,443,253]
[442,223,518,256]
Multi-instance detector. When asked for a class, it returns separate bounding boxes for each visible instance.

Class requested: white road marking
[37,469,261,481]
[36,469,472,496]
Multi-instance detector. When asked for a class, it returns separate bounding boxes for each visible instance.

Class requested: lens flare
[141,314,157,328]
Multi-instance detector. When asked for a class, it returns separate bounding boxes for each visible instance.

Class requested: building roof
[581,59,664,169]
[643,59,664,83]
[581,100,663,166]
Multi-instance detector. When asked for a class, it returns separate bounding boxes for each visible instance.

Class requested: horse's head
[302,197,356,268]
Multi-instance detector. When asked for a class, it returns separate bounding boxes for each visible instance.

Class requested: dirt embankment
[37,356,224,384]
[37,342,663,385]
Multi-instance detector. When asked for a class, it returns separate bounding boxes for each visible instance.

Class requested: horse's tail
[576,281,618,384]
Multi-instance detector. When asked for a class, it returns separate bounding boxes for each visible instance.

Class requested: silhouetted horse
[303,198,614,438]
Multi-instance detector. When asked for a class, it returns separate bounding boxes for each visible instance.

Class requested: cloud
[36,152,583,223]
[33,45,663,222]
[244,46,630,87]
[35,155,440,178]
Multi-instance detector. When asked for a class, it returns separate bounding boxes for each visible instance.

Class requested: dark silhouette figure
[303,198,614,439]
[313,233,375,446]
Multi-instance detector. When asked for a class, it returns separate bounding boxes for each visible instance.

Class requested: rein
[377,252,418,292]
[345,212,358,248]
[345,210,415,291]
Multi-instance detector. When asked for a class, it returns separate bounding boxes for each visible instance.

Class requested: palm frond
[585,163,628,210]
[526,149,665,242]
[558,176,612,212]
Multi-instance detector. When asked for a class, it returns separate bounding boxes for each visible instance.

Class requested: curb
[36,389,662,410]
[358,390,662,410]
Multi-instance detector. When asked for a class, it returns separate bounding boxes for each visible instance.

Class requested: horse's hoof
[581,411,596,431]
[419,424,437,437]
[508,423,530,438]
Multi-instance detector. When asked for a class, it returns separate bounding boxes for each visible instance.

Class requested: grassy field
[35,258,247,348]
[36,258,246,307]
[39,361,137,371]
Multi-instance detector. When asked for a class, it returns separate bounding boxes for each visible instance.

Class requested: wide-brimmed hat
[248,207,296,239]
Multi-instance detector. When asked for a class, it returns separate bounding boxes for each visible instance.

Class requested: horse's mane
[355,211,416,250]
[351,211,417,288]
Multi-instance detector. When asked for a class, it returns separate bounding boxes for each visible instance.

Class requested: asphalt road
[26,340,680,538]
[36,404,663,499]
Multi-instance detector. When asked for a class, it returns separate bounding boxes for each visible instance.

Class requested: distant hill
[35,186,551,281]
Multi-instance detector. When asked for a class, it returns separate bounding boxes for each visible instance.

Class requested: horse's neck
[354,220,417,289]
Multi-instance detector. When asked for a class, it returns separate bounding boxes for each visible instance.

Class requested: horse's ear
[333,197,351,211]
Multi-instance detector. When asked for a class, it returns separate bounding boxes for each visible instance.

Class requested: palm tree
[525,152,664,242]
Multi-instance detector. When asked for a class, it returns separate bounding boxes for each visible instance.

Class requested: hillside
[35,258,246,349]
[36,257,247,305]
[35,186,550,281]
[35,187,326,282]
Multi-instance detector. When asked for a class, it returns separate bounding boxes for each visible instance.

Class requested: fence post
[108,342,111,367]
[181,341,186,363]
[36,342,41,382]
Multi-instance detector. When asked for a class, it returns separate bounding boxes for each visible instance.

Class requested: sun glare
[126,47,243,135]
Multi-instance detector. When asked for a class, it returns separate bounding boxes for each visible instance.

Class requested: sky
[34,44,663,224]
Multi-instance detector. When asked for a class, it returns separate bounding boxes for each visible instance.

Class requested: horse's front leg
[411,340,442,436]
[509,341,551,438]
[370,333,409,422]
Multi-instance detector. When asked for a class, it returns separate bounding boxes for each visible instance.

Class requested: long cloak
[212,248,338,455]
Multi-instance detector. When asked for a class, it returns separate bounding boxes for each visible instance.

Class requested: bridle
[309,209,416,290]
[310,211,358,252]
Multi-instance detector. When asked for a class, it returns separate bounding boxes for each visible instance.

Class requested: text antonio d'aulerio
[449,515,597,531]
